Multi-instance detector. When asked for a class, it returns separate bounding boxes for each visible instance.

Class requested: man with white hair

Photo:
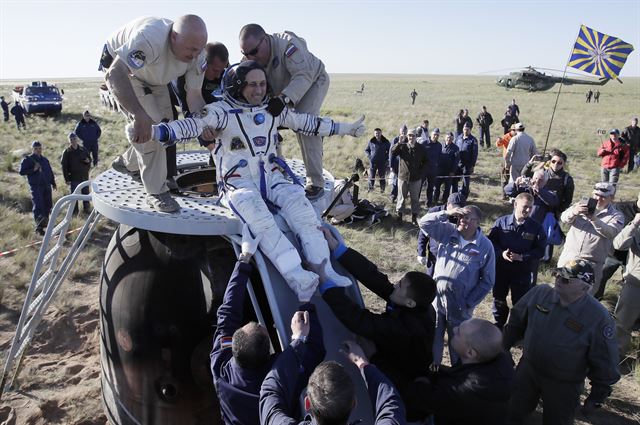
[505,122,537,183]
[558,182,625,295]
[101,15,208,212]
[504,259,619,424]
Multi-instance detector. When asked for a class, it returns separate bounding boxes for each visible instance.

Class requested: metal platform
[91,151,335,235]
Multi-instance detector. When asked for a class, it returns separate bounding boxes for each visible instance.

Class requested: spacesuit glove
[338,115,366,137]
[417,256,427,266]
[266,96,287,117]
[241,223,262,256]
[150,123,175,144]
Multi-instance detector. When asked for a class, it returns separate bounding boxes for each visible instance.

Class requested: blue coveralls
[19,154,56,229]
[454,134,478,197]
[365,136,390,191]
[488,214,547,328]
[1,99,9,121]
[435,143,459,203]
[74,119,102,166]
[419,138,442,205]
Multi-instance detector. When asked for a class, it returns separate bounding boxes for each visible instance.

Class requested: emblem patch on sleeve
[127,50,146,69]
[200,59,207,73]
[220,336,232,349]
[284,43,298,57]
[602,325,614,339]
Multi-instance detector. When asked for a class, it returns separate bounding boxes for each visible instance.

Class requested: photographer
[504,170,559,224]
[557,182,625,296]
[598,129,630,185]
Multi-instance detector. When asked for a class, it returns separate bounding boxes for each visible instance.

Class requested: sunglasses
[241,36,265,57]
[551,160,564,165]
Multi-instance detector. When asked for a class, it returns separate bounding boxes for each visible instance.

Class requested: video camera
[580,197,598,215]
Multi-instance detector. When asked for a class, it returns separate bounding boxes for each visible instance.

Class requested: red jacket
[598,139,630,169]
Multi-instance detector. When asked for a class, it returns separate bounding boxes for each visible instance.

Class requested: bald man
[403,318,514,423]
[100,15,208,212]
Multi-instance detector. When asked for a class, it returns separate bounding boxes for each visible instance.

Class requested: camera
[520,177,531,186]
[581,197,597,214]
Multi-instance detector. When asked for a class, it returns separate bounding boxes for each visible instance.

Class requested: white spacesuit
[146,62,365,301]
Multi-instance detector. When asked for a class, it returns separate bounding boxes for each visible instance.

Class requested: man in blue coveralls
[488,192,546,329]
[19,141,57,235]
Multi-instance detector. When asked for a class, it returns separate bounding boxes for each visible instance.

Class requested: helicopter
[496,66,609,92]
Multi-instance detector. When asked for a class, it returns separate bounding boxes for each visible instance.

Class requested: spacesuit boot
[298,231,352,288]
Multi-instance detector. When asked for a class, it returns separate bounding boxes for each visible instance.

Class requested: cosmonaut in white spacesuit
[139,60,365,301]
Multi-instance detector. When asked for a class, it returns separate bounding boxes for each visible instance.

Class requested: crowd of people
[7,12,640,425]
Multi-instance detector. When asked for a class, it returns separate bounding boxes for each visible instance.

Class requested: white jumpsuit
[155,99,352,301]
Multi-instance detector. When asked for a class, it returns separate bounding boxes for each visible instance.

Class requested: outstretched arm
[279,107,365,138]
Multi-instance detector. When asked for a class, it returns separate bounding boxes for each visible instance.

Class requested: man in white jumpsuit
[239,24,330,200]
[144,61,365,301]
[101,15,208,212]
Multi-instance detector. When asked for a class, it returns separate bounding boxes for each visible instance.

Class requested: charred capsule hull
[99,224,235,425]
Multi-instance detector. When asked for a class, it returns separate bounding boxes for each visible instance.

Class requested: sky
[1,0,639,80]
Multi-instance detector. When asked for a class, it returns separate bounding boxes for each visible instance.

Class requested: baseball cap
[593,182,615,197]
[514,122,525,131]
[553,259,595,285]
[447,192,467,207]
[432,128,440,134]
[83,110,91,116]
[68,132,78,140]
[609,128,620,135]
[31,140,42,148]
[407,128,417,136]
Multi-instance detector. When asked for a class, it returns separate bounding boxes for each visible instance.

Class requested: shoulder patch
[220,336,233,349]
[602,325,614,340]
[285,43,298,57]
[200,59,207,74]
[127,50,146,69]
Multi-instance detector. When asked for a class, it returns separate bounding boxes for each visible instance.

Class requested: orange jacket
[496,132,513,158]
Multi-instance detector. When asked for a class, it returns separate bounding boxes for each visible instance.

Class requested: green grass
[0,75,638,423]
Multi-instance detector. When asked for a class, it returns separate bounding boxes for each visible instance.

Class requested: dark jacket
[0,99,9,112]
[438,143,460,176]
[10,104,25,118]
[389,136,402,173]
[476,111,494,128]
[19,154,56,188]
[489,214,547,274]
[455,134,478,169]
[321,245,436,392]
[419,139,442,177]
[622,125,640,152]
[501,115,518,133]
[455,116,473,134]
[60,145,91,183]
[403,352,515,425]
[366,136,391,165]
[261,363,405,425]
[74,119,102,145]
[544,168,574,215]
[391,141,429,182]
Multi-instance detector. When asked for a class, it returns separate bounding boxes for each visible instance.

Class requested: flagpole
[541,26,583,156]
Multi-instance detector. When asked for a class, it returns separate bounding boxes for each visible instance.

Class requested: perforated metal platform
[91,150,335,235]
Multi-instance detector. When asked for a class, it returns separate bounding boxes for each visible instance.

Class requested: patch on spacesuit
[285,43,298,57]
[522,232,535,240]
[535,304,549,314]
[220,336,233,349]
[252,136,267,147]
[564,318,583,333]
[230,137,246,151]
[602,325,614,339]
[127,50,146,69]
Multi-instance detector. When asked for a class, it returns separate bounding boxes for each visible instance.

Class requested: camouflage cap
[554,259,595,285]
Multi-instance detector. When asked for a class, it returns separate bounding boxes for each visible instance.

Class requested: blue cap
[609,128,620,135]
[31,140,42,148]
[432,128,440,134]
[68,132,78,140]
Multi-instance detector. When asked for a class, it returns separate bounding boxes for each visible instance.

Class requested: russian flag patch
[285,43,298,57]
[221,336,233,349]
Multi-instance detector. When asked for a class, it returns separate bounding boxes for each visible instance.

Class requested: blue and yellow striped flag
[568,25,634,80]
